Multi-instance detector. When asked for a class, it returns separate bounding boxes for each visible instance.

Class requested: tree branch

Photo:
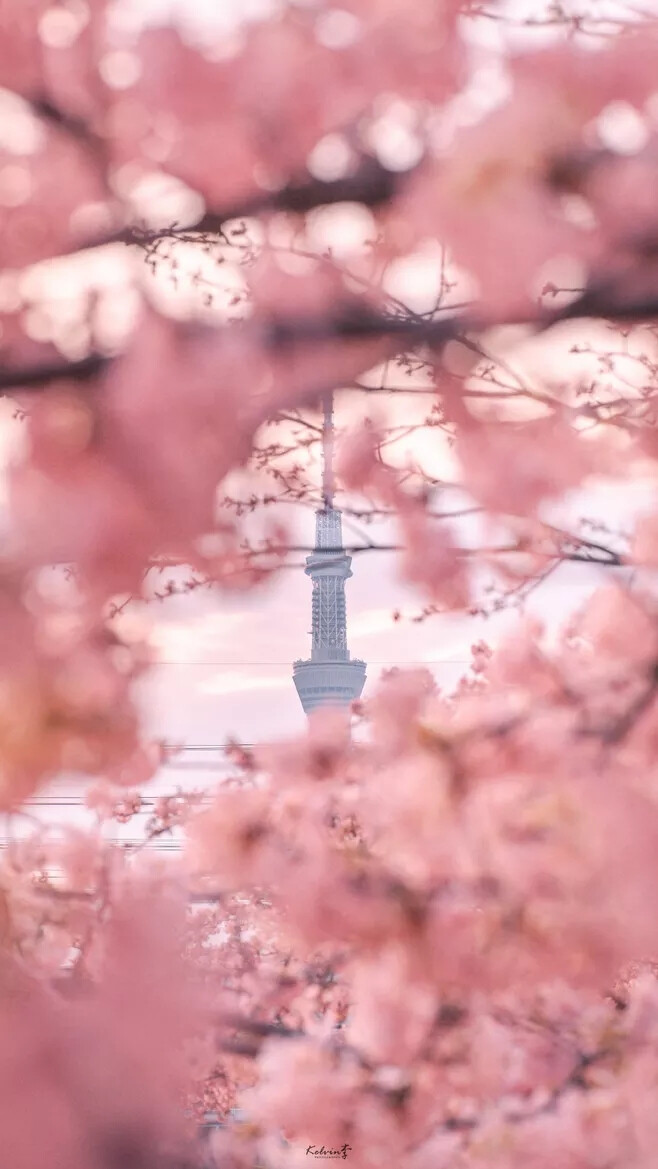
[88,155,409,250]
[0,353,108,394]
[3,278,658,398]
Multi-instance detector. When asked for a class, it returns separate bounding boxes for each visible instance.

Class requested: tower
[293,395,366,715]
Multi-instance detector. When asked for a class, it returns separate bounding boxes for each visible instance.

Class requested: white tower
[293,396,366,715]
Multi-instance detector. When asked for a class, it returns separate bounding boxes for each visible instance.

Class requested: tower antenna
[321,393,335,510]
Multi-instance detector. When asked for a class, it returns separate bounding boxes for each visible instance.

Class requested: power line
[150,659,470,666]
[19,794,217,807]
[0,838,182,851]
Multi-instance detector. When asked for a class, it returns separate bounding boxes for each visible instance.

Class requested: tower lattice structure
[293,396,366,715]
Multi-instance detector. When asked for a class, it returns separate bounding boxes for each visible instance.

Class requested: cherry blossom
[456,415,610,516]
[0,120,106,269]
[1,4,658,1168]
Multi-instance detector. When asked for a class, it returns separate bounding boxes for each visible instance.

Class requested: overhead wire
[150,659,470,666]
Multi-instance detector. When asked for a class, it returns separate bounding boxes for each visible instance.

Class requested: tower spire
[321,393,334,510]
[292,393,366,716]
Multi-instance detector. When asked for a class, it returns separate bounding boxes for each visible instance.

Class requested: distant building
[293,396,366,715]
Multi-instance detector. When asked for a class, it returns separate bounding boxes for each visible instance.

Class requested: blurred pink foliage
[0,2,657,1168]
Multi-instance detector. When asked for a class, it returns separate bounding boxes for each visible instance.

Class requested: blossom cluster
[0,2,657,1168]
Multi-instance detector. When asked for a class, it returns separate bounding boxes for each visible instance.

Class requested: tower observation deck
[293,396,366,715]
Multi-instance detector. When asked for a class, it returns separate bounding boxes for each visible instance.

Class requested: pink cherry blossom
[0,123,106,269]
[2,6,658,1168]
[349,946,437,1064]
[398,504,469,608]
[456,415,608,515]
[245,1036,361,1146]
[188,787,273,892]
[0,0,48,99]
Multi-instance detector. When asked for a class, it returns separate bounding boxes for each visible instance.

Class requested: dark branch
[30,95,103,150]
[3,276,658,397]
[90,155,409,249]
[0,353,108,395]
